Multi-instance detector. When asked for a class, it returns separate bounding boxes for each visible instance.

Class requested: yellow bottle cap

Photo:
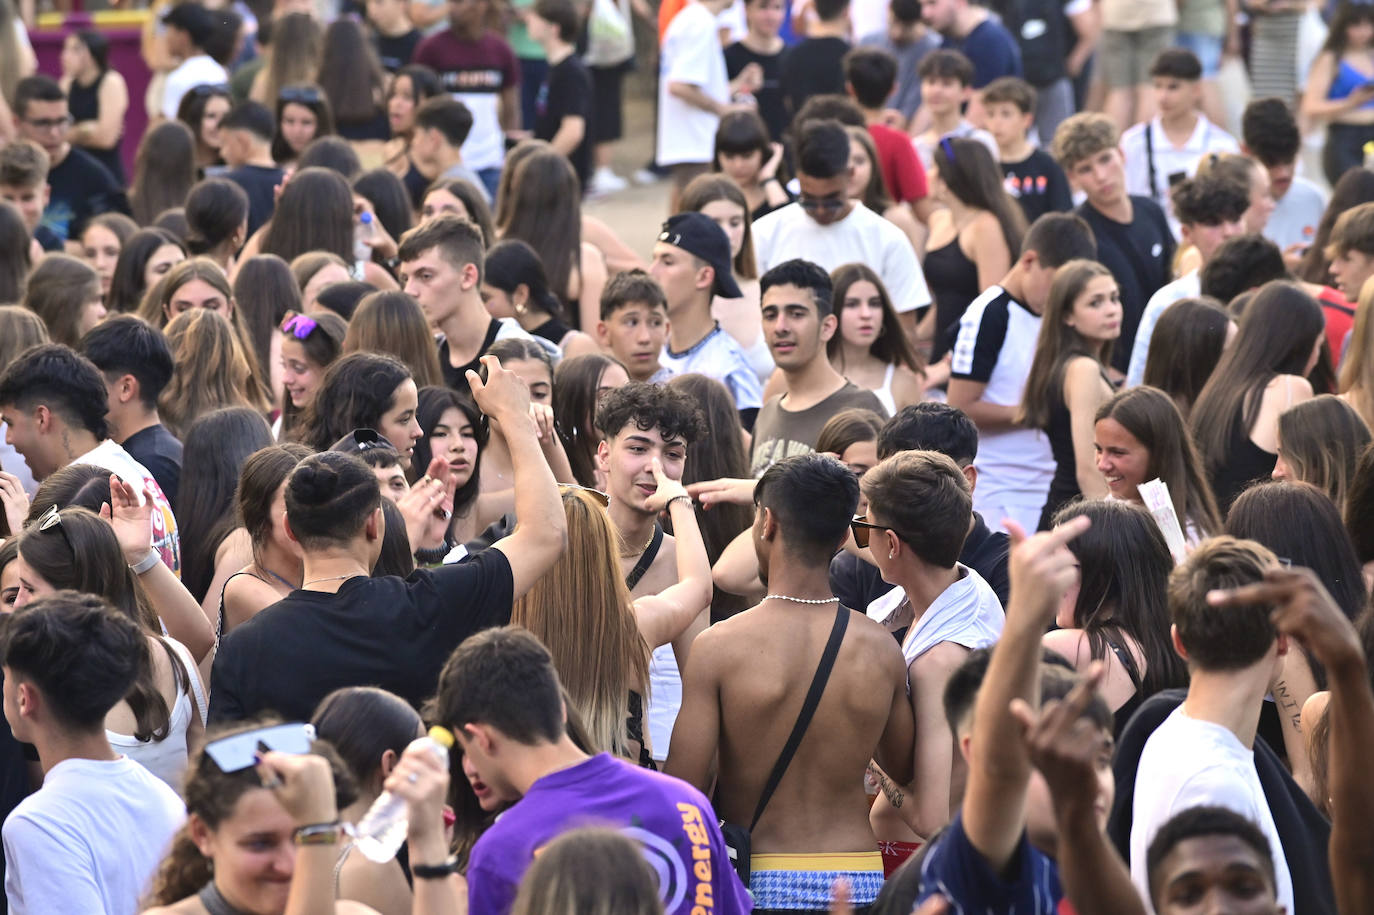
[428,725,455,748]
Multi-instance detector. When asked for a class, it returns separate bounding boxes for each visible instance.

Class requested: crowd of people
[3,0,1374,911]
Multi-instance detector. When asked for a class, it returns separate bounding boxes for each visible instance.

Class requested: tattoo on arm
[1275,679,1303,731]
[869,762,904,808]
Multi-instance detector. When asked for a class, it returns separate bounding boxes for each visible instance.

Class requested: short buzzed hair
[398,213,486,280]
[755,453,860,564]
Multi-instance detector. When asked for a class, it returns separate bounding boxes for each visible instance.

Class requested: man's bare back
[668,601,913,855]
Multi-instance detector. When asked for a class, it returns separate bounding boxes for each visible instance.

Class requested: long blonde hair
[161,308,270,438]
[510,489,650,759]
[1340,274,1374,428]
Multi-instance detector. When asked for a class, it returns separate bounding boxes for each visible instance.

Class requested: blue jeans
[477,166,502,201]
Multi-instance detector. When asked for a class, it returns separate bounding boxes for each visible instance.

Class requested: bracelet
[412,855,461,879]
[667,495,693,509]
[129,550,159,575]
[414,541,453,565]
[292,822,343,846]
[763,177,780,185]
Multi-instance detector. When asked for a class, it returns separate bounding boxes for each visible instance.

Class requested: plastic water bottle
[352,726,454,862]
[353,211,375,268]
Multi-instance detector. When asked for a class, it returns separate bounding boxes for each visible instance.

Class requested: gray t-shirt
[750,381,888,476]
[859,28,942,120]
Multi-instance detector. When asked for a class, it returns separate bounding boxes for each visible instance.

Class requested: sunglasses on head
[280,311,317,339]
[203,723,316,773]
[279,86,322,105]
[190,82,231,97]
[850,515,904,550]
[34,504,74,555]
[345,428,397,453]
[559,483,610,507]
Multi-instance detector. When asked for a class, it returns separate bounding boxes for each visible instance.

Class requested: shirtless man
[666,453,914,914]
[594,382,709,763]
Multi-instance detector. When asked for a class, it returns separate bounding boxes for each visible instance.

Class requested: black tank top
[67,71,126,186]
[1211,420,1278,513]
[1039,360,1110,529]
[924,236,980,363]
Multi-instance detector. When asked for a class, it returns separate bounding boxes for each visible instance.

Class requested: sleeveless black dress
[68,71,126,186]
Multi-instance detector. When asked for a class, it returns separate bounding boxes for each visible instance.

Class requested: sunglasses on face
[24,115,72,131]
[799,195,846,213]
[558,483,610,507]
[280,311,318,339]
[850,515,902,550]
[203,723,316,773]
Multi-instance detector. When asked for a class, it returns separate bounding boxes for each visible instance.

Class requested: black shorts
[591,61,631,143]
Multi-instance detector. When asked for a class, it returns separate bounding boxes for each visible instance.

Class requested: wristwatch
[412,855,461,879]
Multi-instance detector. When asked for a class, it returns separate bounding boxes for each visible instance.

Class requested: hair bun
[290,461,339,504]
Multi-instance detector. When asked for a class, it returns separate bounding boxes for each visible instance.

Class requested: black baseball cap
[657,212,743,300]
[164,2,217,48]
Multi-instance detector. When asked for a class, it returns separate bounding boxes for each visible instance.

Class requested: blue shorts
[750,851,885,912]
[1176,31,1223,76]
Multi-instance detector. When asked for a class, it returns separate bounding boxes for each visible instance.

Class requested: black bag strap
[624,522,664,591]
[748,604,850,831]
[1144,121,1158,202]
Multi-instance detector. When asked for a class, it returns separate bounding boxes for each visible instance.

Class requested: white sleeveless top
[107,637,206,793]
[872,363,898,417]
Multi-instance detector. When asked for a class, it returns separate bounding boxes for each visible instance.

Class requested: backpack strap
[624,522,664,591]
[749,604,850,831]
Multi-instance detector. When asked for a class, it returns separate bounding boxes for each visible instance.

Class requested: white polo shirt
[1121,113,1239,237]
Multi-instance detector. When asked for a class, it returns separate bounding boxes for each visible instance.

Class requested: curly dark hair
[593,382,707,446]
[295,352,412,453]
[1170,172,1250,227]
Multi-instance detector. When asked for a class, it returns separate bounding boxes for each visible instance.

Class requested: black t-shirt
[829,512,1010,612]
[1001,149,1072,224]
[225,163,286,237]
[780,36,849,117]
[439,318,502,396]
[374,28,423,72]
[208,548,515,723]
[122,424,184,508]
[1077,196,1175,375]
[42,145,130,243]
[535,55,594,191]
[724,41,788,140]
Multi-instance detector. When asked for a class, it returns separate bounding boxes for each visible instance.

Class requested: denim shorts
[1176,30,1224,76]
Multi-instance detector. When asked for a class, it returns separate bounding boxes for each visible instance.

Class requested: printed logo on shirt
[1151,243,1163,257]
[440,69,508,93]
[678,802,717,913]
[1304,225,1316,238]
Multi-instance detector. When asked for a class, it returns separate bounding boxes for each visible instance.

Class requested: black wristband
[413,543,451,565]
[412,855,461,879]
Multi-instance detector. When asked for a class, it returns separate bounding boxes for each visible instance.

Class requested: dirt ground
[582,88,673,265]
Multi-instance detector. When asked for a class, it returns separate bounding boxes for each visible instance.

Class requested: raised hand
[1010,662,1110,819]
[685,476,755,509]
[99,474,155,565]
[0,471,29,537]
[382,735,452,848]
[1004,516,1091,629]
[466,355,531,426]
[1209,567,1365,675]
[254,750,337,827]
[642,456,690,513]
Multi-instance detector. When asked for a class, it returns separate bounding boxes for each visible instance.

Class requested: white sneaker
[591,167,629,194]
[632,167,664,186]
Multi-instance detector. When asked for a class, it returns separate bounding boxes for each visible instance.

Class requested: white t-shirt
[1129,707,1295,915]
[3,756,185,915]
[948,286,1053,533]
[656,2,730,166]
[1126,270,1201,388]
[1265,176,1326,255]
[865,564,1004,671]
[72,439,181,576]
[160,54,229,120]
[1121,114,1239,237]
[752,202,932,313]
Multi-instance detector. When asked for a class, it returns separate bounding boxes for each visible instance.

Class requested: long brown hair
[161,309,270,438]
[1096,386,1223,537]
[1190,282,1325,476]
[258,13,321,109]
[1276,395,1372,506]
[23,254,100,348]
[510,489,650,759]
[1340,274,1374,429]
[343,291,444,388]
[846,125,895,214]
[680,174,757,280]
[498,149,583,321]
[828,262,923,375]
[1018,260,1113,430]
[553,353,625,487]
[0,305,49,374]
[17,507,186,743]
[129,121,197,226]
